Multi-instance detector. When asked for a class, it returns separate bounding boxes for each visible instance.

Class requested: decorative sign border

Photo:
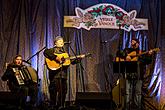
[64,3,148,31]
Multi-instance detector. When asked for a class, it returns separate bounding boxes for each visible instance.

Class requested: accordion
[12,66,38,85]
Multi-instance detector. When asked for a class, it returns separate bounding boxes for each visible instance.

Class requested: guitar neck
[138,51,148,56]
[69,55,85,60]
[69,53,91,60]
[138,48,160,56]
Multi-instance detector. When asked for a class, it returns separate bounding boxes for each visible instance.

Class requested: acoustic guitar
[115,48,160,62]
[127,48,160,61]
[45,53,91,70]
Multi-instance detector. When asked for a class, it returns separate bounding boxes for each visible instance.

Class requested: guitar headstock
[79,53,92,58]
[152,48,160,52]
[85,53,92,57]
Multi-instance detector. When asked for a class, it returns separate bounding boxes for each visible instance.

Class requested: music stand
[113,61,141,110]
[113,61,138,74]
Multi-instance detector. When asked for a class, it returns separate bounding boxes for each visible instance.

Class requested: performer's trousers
[49,78,67,108]
[125,79,142,110]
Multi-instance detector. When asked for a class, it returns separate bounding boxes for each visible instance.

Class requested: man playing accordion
[1,55,38,109]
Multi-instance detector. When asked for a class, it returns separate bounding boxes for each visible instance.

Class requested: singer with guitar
[43,36,88,109]
[115,38,159,110]
[116,38,157,62]
[125,38,155,62]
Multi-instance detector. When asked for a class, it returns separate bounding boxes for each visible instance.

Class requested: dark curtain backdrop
[0,0,162,109]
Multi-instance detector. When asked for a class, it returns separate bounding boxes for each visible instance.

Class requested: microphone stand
[100,39,111,93]
[100,38,114,109]
[62,43,85,108]
[27,46,46,85]
[25,46,46,106]
[68,44,85,92]
[117,24,123,109]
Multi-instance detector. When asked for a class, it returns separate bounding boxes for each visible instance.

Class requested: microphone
[64,41,72,44]
[22,60,31,65]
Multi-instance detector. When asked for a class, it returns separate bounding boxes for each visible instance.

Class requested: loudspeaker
[76,92,116,109]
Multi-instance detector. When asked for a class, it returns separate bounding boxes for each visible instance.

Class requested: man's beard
[132,43,136,48]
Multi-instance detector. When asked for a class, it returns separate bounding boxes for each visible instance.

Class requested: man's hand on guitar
[148,50,153,55]
[126,51,138,61]
[71,58,82,65]
[55,56,65,64]
[61,57,66,63]
[127,51,137,57]
[126,55,131,61]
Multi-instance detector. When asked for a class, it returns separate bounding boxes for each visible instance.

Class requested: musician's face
[55,39,64,48]
[131,40,136,46]
[15,56,22,66]
[131,40,139,49]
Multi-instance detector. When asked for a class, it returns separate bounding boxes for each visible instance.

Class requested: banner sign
[64,3,148,31]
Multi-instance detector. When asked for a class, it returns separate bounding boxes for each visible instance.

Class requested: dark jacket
[44,47,68,79]
[2,64,24,91]
[44,47,82,80]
